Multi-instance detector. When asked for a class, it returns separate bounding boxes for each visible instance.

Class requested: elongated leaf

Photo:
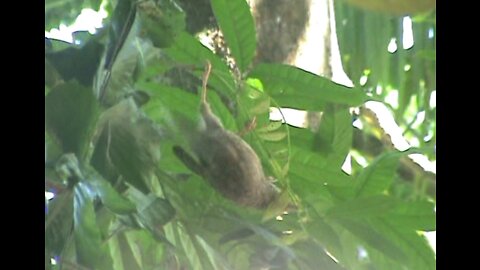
[304,207,343,255]
[386,200,436,231]
[211,0,256,72]
[124,230,166,269]
[236,83,271,132]
[113,232,142,270]
[165,32,236,98]
[256,121,283,133]
[196,236,234,270]
[140,84,200,125]
[326,195,399,219]
[87,171,137,214]
[178,225,217,270]
[257,130,287,141]
[91,98,162,193]
[74,183,113,269]
[335,218,407,264]
[45,80,100,161]
[316,105,353,168]
[369,218,435,270]
[249,64,369,109]
[126,189,176,233]
[207,89,238,131]
[354,151,404,197]
[139,197,176,236]
[289,146,353,188]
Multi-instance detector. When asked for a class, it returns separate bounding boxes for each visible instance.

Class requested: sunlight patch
[45,7,108,43]
[402,16,414,49]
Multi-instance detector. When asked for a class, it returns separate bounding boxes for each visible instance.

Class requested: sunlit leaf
[211,0,256,72]
[354,151,404,197]
[258,130,287,142]
[250,64,369,109]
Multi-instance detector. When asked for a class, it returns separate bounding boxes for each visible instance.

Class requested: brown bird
[174,61,278,208]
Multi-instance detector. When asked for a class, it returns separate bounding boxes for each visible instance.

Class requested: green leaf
[210,0,256,72]
[316,105,353,168]
[289,146,353,188]
[140,84,199,125]
[369,218,436,270]
[173,224,218,270]
[249,64,369,109]
[99,34,158,106]
[236,83,271,131]
[73,183,113,269]
[326,195,399,219]
[282,125,342,194]
[196,236,234,270]
[164,31,237,98]
[91,98,162,193]
[207,89,238,131]
[45,80,100,160]
[416,49,436,61]
[139,197,176,233]
[335,218,407,264]
[45,191,74,256]
[46,35,105,87]
[110,232,142,270]
[125,230,167,269]
[140,83,237,142]
[354,151,404,197]
[137,0,186,48]
[257,130,287,142]
[127,189,176,234]
[256,121,283,133]
[304,208,343,255]
[386,200,436,231]
[87,171,137,214]
[291,240,347,270]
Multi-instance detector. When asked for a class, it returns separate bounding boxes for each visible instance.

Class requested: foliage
[45,0,436,269]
